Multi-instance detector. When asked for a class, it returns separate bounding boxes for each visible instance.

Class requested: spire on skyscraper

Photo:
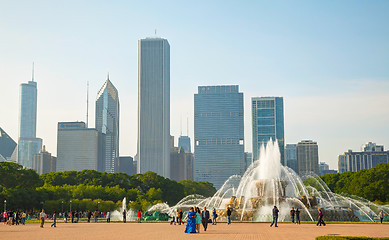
[32,62,34,82]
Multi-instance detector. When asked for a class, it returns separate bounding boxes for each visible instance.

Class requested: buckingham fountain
[144,140,388,222]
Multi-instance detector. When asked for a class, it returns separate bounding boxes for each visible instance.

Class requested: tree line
[319,163,388,203]
[0,162,216,212]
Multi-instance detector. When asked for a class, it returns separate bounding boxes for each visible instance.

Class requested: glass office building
[194,85,244,189]
[137,38,170,178]
[252,97,285,165]
[96,77,119,173]
[285,144,298,173]
[18,80,42,168]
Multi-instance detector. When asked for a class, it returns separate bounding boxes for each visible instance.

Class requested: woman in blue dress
[184,207,196,233]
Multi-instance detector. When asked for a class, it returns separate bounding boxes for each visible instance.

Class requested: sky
[1,0,388,170]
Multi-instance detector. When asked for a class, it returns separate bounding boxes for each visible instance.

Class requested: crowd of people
[2,205,386,230]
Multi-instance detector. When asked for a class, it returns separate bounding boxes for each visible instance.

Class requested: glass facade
[194,85,244,189]
[18,80,42,168]
[178,136,191,153]
[137,38,170,178]
[96,78,119,173]
[252,97,285,165]
[296,140,319,175]
[285,144,298,173]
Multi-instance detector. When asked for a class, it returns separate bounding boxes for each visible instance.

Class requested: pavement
[0,222,388,239]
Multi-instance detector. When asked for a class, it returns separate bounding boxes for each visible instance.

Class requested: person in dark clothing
[201,207,210,231]
[178,209,183,225]
[64,211,68,223]
[270,206,279,227]
[87,211,92,223]
[226,207,232,225]
[317,209,326,226]
[51,211,57,227]
[75,211,79,223]
[123,209,126,223]
[290,207,295,223]
[295,208,300,224]
[71,211,75,223]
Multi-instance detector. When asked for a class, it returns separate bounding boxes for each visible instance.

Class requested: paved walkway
[0,222,388,239]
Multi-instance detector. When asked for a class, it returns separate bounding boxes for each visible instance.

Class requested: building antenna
[32,62,34,82]
[86,81,89,128]
[180,115,182,136]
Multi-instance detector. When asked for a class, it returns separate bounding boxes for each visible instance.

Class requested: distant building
[32,145,56,174]
[319,162,329,176]
[252,97,285,165]
[244,152,252,171]
[0,127,17,161]
[285,144,298,173]
[18,78,42,168]
[194,85,245,189]
[137,37,170,178]
[56,122,103,172]
[297,140,319,175]
[96,76,120,173]
[178,136,191,153]
[338,142,389,173]
[170,145,194,181]
[117,156,136,176]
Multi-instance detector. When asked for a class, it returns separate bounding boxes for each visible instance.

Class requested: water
[142,140,389,222]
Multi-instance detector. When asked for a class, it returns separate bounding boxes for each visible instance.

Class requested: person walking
[226,207,232,225]
[21,211,26,225]
[378,210,385,224]
[137,210,142,223]
[201,207,210,231]
[122,209,126,223]
[176,209,180,225]
[51,211,57,227]
[212,208,217,225]
[317,209,326,226]
[3,211,7,224]
[184,207,196,234]
[64,211,68,223]
[170,213,176,225]
[179,209,183,225]
[295,208,301,224]
[290,207,295,223]
[106,211,111,223]
[270,206,279,227]
[71,211,75,223]
[39,209,46,228]
[87,210,92,223]
[75,211,79,223]
[94,210,98,223]
[195,207,201,233]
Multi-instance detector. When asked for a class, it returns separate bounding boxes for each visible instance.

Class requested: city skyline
[1,1,389,170]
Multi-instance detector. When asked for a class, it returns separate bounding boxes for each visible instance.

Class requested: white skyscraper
[137,37,170,178]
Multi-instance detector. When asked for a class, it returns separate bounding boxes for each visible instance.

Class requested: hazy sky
[1,1,388,170]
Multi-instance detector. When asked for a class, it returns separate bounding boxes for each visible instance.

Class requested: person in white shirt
[106,211,111,223]
[40,209,46,228]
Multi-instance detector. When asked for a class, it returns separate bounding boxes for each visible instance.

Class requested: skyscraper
[178,136,191,153]
[137,37,170,178]
[56,122,102,172]
[96,76,119,173]
[32,145,56,174]
[194,85,244,189]
[251,97,285,165]
[297,140,319,175]
[18,66,42,168]
[285,144,298,173]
